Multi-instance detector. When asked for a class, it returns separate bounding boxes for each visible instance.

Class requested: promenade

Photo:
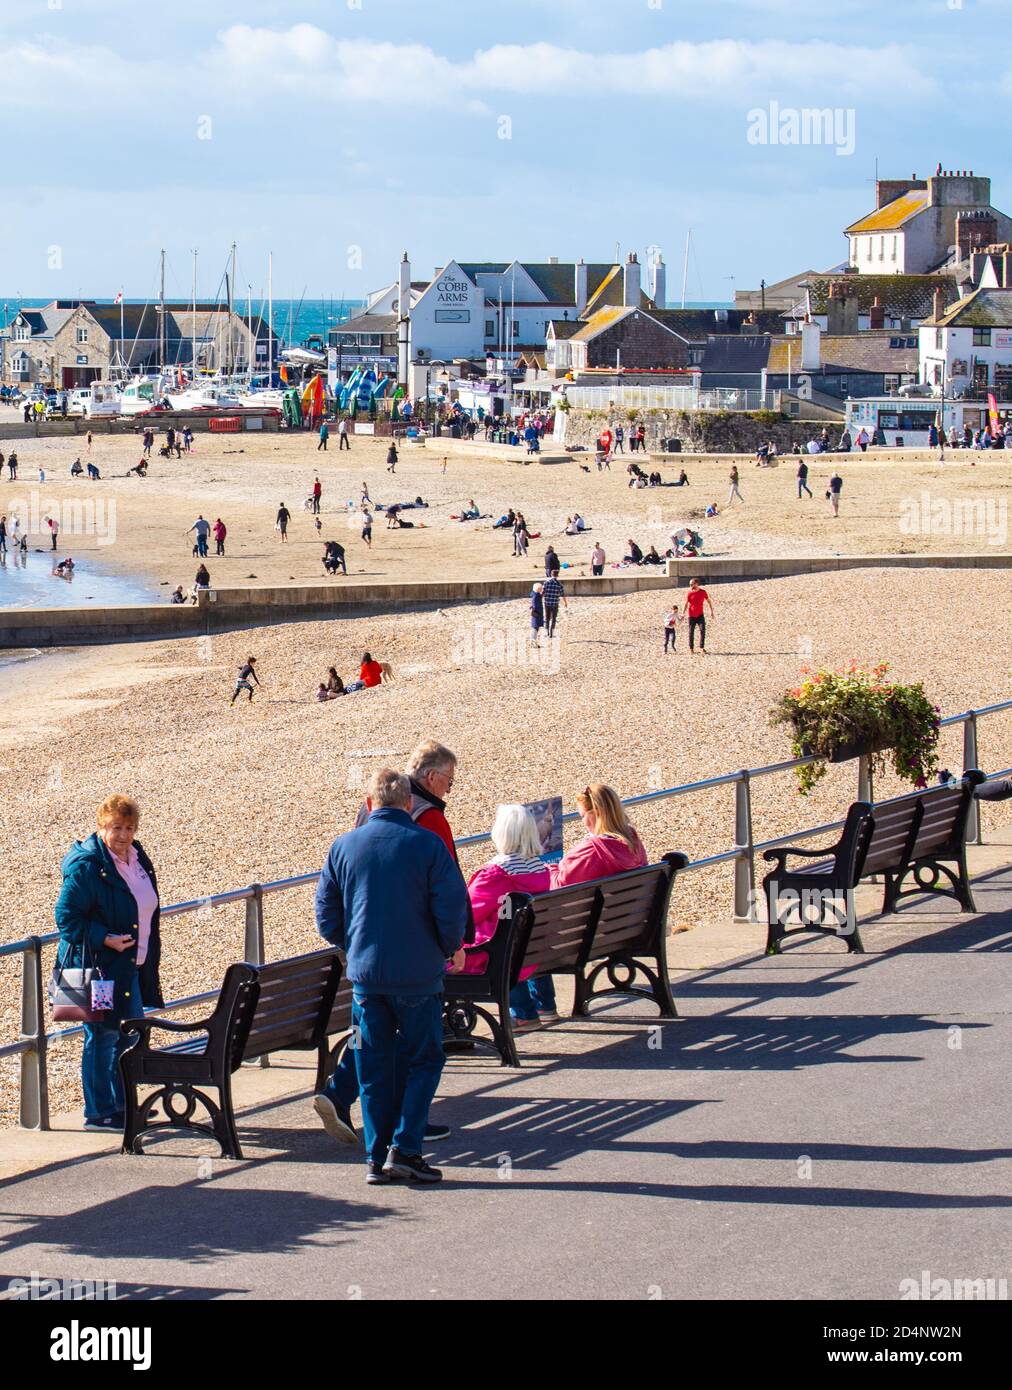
[3,839,1010,1302]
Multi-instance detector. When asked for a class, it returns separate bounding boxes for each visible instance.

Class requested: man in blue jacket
[315,767,468,1184]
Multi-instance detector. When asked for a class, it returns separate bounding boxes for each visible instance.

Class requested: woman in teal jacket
[55,794,163,1132]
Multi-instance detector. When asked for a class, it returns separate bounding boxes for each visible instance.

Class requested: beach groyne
[665,552,1012,583]
[0,572,676,648]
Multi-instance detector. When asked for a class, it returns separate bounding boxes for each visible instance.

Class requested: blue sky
[3,0,1010,302]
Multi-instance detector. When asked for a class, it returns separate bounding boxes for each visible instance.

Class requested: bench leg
[571,967,591,1018]
[764,886,784,956]
[650,947,678,1019]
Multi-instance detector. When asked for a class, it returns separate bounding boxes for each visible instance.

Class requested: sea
[1,298,364,348]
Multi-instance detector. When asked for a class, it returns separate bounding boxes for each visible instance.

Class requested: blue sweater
[314,807,468,995]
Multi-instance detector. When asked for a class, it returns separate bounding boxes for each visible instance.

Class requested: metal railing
[2,699,1009,1132]
[559,385,783,413]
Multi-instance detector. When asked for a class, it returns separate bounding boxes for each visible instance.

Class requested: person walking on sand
[828,470,843,517]
[338,417,350,451]
[47,514,60,551]
[728,465,744,505]
[441,456,448,474]
[276,502,291,542]
[542,569,567,638]
[797,458,813,499]
[318,420,330,452]
[362,508,373,549]
[663,603,679,652]
[212,517,227,557]
[386,443,398,473]
[312,476,322,515]
[682,577,714,656]
[530,582,545,646]
[230,656,260,705]
[188,515,210,557]
[8,451,18,480]
[590,541,605,576]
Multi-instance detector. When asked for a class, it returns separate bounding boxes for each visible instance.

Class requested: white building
[919,286,1012,401]
[846,166,1012,276]
[330,253,659,393]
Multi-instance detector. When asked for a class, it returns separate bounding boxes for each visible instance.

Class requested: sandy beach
[1,561,1010,1124]
[0,429,1009,611]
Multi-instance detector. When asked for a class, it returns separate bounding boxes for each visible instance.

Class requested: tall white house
[846,166,1012,275]
[920,286,1012,401]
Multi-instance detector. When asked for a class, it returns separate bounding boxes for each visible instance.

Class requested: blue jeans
[352,992,445,1164]
[81,971,139,1120]
[509,974,557,1020]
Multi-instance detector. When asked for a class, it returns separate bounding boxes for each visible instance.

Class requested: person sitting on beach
[170,586,186,604]
[705,501,719,517]
[494,509,516,530]
[53,556,75,578]
[70,458,83,477]
[359,652,384,689]
[642,544,664,566]
[317,683,336,702]
[460,499,480,520]
[386,505,401,529]
[622,539,644,565]
[191,563,211,602]
[86,462,101,480]
[127,458,148,477]
[573,512,587,531]
[456,804,555,1030]
[326,668,346,696]
[551,784,647,889]
[675,469,689,486]
[649,471,662,486]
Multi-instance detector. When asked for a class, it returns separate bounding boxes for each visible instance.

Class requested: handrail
[2,697,1009,1129]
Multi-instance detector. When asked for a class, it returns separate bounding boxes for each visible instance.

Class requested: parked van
[67,388,93,417]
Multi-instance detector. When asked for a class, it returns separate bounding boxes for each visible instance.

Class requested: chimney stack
[623,251,641,309]
[575,258,588,315]
[869,296,885,330]
[933,285,946,321]
[801,320,822,371]
[648,252,667,308]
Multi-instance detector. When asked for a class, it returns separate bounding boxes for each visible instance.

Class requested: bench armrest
[120,1012,214,1040]
[763,842,841,872]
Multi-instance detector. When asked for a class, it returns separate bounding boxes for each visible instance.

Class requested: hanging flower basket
[771,662,940,796]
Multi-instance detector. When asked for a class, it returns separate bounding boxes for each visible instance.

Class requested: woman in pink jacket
[459,804,555,1032]
[551,784,647,889]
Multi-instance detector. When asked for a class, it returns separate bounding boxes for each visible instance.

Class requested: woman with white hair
[460,803,558,1031]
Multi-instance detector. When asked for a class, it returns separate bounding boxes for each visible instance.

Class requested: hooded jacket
[550,830,647,890]
[462,860,551,977]
[54,832,163,1022]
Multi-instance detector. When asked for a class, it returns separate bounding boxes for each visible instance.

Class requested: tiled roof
[806,274,960,318]
[457,262,619,307]
[570,306,635,342]
[926,287,1012,328]
[653,308,784,340]
[332,312,398,335]
[766,332,919,374]
[699,336,773,373]
[846,190,929,234]
[546,320,581,339]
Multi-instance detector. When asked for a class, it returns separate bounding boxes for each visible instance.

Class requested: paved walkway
[2,856,1011,1300]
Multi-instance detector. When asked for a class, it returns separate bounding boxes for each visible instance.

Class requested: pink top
[550,830,647,889]
[109,846,158,966]
[460,858,552,978]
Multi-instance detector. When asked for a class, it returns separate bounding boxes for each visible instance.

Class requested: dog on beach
[378,662,395,683]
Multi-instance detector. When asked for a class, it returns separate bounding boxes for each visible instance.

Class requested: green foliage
[770,662,940,795]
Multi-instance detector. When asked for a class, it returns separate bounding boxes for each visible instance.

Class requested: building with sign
[329,252,666,393]
[1,300,276,388]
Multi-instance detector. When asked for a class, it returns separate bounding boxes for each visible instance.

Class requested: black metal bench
[762,772,984,955]
[443,854,688,1066]
[120,948,343,1158]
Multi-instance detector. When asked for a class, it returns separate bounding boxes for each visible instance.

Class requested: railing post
[243,887,269,1068]
[963,712,982,846]
[857,754,873,806]
[20,937,50,1131]
[733,772,755,922]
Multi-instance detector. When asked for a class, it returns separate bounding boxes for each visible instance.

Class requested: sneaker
[313,1092,358,1145]
[83,1114,123,1133]
[537,1010,561,1024]
[366,1161,393,1185]
[512,1016,542,1033]
[424,1122,451,1142]
[383,1148,443,1184]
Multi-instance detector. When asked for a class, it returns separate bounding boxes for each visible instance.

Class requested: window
[13,324,29,342]
[935,329,943,350]
[884,374,900,392]
[485,320,495,337]
[891,236,898,261]
[512,321,520,338]
[76,327,88,344]
[973,328,991,346]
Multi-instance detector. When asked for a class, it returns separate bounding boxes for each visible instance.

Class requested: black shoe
[366,1161,393,1185]
[313,1093,358,1145]
[83,1114,123,1133]
[383,1148,443,1183]
[424,1123,451,1142]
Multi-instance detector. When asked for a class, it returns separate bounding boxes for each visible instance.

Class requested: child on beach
[664,605,680,652]
[230,657,260,705]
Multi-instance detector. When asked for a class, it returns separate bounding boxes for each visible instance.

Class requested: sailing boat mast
[681,229,691,310]
[247,284,253,381]
[159,248,166,371]
[227,241,237,377]
[267,251,273,381]
[191,249,197,381]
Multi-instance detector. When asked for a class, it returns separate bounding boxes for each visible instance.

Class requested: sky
[3,0,1011,304]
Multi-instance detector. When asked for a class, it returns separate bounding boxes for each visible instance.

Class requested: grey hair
[490,804,543,859]
[368,767,411,809]
[405,740,456,781]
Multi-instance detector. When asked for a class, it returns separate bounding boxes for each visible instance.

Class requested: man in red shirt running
[682,577,715,655]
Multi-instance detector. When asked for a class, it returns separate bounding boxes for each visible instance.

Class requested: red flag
[113,290,123,305]
[988,392,999,434]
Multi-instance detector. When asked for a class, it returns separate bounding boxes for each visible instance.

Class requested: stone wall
[559,408,833,454]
